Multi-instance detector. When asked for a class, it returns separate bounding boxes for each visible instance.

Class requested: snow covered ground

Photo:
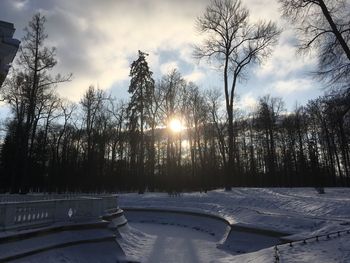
[129,222,231,263]
[119,188,350,262]
[9,241,124,263]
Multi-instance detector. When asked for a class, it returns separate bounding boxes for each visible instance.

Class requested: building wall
[0,21,20,87]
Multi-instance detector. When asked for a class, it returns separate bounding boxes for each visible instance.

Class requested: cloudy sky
[0,0,325,116]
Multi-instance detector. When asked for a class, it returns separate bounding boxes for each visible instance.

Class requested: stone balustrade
[0,194,118,231]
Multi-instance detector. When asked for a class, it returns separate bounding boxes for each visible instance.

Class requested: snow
[130,222,232,263]
[117,224,156,261]
[119,188,350,234]
[0,221,126,262]
[1,188,349,262]
[0,228,112,259]
[10,241,124,263]
[118,188,350,262]
[124,210,230,241]
[279,234,350,263]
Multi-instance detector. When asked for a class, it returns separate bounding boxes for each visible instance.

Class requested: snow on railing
[274,228,350,262]
[0,193,116,203]
[0,194,118,231]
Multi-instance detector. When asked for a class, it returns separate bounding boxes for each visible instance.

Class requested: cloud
[273,78,313,94]
[184,69,204,82]
[1,0,209,101]
[236,93,258,111]
[242,94,258,109]
[0,0,323,111]
[160,61,179,75]
[12,0,29,10]
[256,30,317,79]
[245,0,280,22]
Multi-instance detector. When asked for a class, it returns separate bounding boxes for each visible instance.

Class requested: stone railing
[0,194,118,231]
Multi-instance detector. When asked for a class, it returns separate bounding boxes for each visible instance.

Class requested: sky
[0,0,326,120]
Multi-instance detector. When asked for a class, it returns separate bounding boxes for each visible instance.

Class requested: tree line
[0,0,349,193]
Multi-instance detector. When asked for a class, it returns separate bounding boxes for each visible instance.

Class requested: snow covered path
[131,222,232,263]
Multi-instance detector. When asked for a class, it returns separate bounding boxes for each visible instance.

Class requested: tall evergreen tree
[127,50,155,193]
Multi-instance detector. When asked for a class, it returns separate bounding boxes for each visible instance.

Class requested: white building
[0,20,20,87]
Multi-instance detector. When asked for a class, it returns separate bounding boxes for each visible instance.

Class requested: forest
[0,0,349,193]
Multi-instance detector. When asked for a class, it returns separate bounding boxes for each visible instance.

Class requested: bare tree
[0,13,71,192]
[256,95,285,185]
[206,89,227,176]
[280,0,350,86]
[183,83,209,190]
[158,70,186,191]
[107,99,126,169]
[80,86,106,188]
[195,0,280,189]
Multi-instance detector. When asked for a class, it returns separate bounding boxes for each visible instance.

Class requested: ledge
[0,221,122,262]
[122,207,289,237]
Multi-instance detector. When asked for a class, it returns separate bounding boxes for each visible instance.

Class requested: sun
[169,118,184,133]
